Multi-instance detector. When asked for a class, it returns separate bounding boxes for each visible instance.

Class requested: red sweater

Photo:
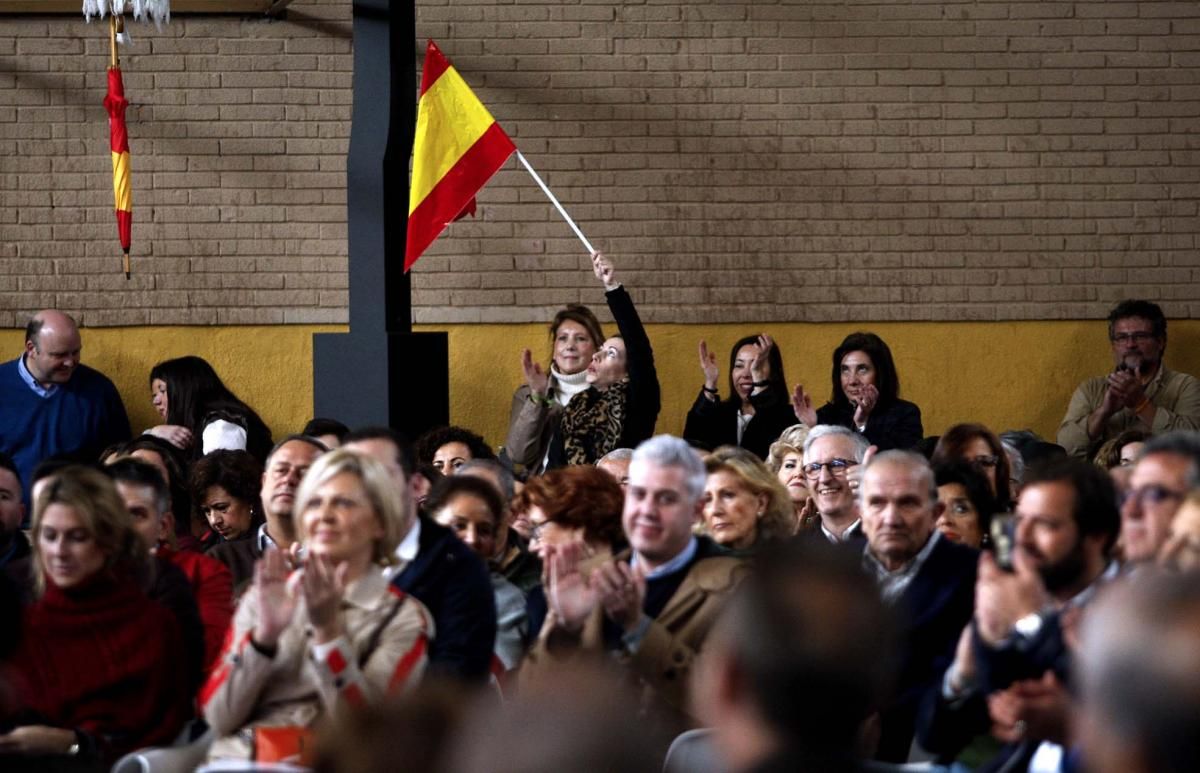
[3,569,191,763]
[160,545,234,676]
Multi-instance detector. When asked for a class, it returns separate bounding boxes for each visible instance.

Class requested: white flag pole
[516,150,595,255]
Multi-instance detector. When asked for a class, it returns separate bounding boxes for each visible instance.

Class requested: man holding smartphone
[1058,299,1200,458]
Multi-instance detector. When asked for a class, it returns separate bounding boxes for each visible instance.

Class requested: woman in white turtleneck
[505,304,605,475]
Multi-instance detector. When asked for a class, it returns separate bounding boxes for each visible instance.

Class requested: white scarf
[550,367,590,407]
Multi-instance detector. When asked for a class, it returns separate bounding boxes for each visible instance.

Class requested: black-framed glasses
[1122,484,1185,509]
[802,458,856,480]
[1111,332,1157,345]
[969,455,1000,470]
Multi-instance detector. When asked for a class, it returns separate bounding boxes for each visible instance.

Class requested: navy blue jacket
[876,535,978,763]
[391,515,497,684]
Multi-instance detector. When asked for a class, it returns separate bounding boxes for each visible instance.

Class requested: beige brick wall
[3,1,1200,327]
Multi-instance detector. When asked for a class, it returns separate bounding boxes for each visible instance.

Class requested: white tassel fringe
[82,0,171,29]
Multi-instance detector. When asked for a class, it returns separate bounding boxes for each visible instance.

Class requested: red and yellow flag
[104,66,132,271]
[405,40,515,272]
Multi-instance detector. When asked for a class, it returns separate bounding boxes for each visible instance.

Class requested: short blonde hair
[31,465,144,595]
[706,446,796,543]
[292,448,411,566]
[766,424,811,474]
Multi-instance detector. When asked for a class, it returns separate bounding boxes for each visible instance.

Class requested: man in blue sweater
[0,310,130,519]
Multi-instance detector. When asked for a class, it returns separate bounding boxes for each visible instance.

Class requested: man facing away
[0,310,130,516]
[1058,299,1200,458]
[1077,571,1200,773]
[692,540,895,773]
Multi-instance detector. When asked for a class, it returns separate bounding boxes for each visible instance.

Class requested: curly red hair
[514,465,625,549]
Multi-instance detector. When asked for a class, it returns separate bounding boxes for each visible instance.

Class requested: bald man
[0,310,130,518]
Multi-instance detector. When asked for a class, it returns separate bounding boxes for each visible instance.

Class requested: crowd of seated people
[3,275,1200,773]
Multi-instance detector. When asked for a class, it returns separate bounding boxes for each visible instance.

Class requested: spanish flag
[405,40,515,272]
[104,65,132,276]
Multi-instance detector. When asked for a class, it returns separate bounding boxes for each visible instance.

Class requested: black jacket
[205,532,263,594]
[817,398,923,452]
[875,536,978,763]
[547,285,660,468]
[391,515,497,684]
[683,385,798,459]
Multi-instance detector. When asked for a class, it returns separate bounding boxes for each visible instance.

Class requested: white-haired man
[526,434,747,728]
[800,424,872,544]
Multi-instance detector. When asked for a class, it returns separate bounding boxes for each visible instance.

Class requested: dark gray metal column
[313,0,449,437]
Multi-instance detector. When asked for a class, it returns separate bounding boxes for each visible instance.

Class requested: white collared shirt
[822,518,862,544]
[257,523,277,553]
[17,354,56,398]
[633,535,697,580]
[864,530,942,604]
[385,517,422,579]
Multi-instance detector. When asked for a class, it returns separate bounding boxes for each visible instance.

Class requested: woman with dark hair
[0,466,190,768]
[933,462,999,550]
[415,426,496,475]
[189,449,264,552]
[427,475,528,674]
[147,355,274,463]
[506,302,606,475]
[931,423,1013,504]
[793,332,923,452]
[683,334,798,460]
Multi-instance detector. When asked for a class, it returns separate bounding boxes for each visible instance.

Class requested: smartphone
[989,512,1016,571]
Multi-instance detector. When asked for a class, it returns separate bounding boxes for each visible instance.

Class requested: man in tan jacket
[1058,299,1200,458]
[525,434,747,728]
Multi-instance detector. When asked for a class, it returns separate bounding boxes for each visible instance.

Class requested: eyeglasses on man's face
[802,458,857,480]
[1110,332,1157,345]
[1122,484,1186,510]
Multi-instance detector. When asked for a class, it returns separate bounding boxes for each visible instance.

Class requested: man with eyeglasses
[1121,431,1200,565]
[798,425,871,545]
[1058,299,1200,458]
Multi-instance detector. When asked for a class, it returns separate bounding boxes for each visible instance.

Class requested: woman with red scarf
[0,466,190,771]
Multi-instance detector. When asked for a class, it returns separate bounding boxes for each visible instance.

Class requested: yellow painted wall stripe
[6,320,1198,458]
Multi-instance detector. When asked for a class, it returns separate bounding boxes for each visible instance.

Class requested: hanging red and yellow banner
[405,40,515,272]
[102,14,133,278]
[104,66,132,265]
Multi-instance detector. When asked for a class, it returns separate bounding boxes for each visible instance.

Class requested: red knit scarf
[4,568,190,762]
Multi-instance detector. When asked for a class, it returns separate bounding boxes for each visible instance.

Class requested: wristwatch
[1014,611,1044,639]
